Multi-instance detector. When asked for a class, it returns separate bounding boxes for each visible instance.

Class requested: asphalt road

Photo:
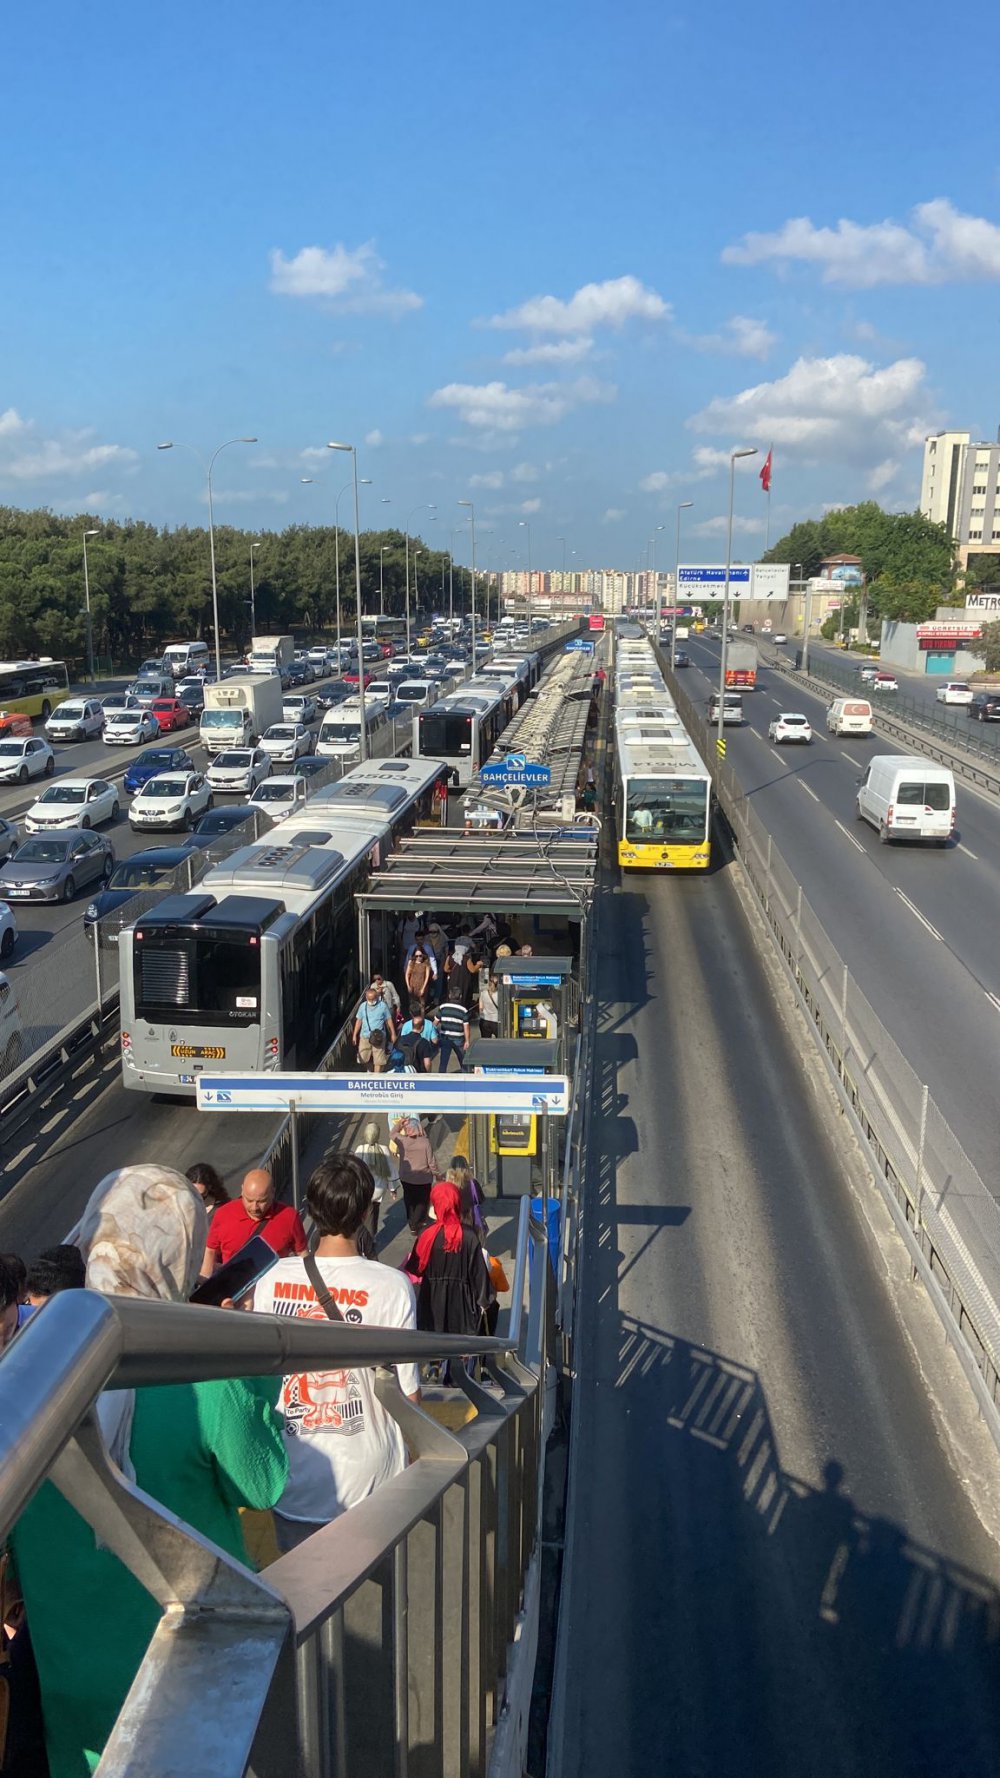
[553,854,1000,1778]
[681,635,1000,1185]
[789,638,1000,761]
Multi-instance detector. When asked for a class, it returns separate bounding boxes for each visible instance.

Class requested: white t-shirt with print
[254,1255,419,1524]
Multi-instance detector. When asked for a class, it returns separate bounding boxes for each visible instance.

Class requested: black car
[315,681,354,710]
[192,803,258,839]
[674,650,691,667]
[293,755,329,780]
[285,660,308,687]
[968,692,1000,721]
[83,843,201,939]
[176,684,205,718]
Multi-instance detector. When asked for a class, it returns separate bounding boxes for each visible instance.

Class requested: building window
[970,530,983,540]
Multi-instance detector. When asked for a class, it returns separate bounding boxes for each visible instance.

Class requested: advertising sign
[966,593,1000,615]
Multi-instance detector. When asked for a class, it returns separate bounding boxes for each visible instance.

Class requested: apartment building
[920,430,1000,558]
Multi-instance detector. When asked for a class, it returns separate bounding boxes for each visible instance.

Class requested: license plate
[170,1043,226,1060]
[5,889,28,898]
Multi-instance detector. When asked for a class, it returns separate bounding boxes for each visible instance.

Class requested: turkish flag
[760,449,773,493]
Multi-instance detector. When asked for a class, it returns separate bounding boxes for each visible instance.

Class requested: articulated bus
[118,755,446,1095]
[613,638,711,870]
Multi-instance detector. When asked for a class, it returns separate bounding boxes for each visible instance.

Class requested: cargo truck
[199,674,283,754]
[248,634,295,676]
[725,640,757,690]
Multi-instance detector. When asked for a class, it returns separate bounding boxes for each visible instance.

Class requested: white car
[249,776,309,822]
[771,633,788,646]
[103,708,161,746]
[768,712,813,744]
[260,722,312,764]
[0,972,23,1074]
[306,647,333,676]
[25,777,120,832]
[282,694,318,726]
[0,736,55,785]
[936,680,973,706]
[45,698,105,743]
[0,904,16,961]
[129,771,214,832]
[206,747,271,794]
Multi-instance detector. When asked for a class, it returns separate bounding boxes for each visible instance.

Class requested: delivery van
[827,697,873,737]
[856,755,956,845]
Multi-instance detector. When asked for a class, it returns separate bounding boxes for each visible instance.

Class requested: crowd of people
[0,1129,503,1776]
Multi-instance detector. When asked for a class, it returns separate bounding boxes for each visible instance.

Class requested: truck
[725,641,758,690]
[248,634,295,676]
[199,674,283,755]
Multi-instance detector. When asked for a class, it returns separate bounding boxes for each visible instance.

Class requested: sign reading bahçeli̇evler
[480,752,552,788]
[195,1071,570,1116]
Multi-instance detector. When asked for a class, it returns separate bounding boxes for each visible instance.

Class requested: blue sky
[3,0,1000,568]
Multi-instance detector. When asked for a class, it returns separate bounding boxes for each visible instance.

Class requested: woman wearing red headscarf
[402,1181,493,1342]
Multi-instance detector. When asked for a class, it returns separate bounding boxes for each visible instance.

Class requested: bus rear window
[420,713,473,755]
[135,934,262,1022]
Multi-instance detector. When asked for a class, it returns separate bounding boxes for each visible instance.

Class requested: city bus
[361,616,407,646]
[0,659,70,723]
[286,755,447,855]
[613,637,711,869]
[415,685,509,787]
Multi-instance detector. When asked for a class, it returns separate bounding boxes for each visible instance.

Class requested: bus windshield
[625,776,708,842]
[134,931,261,1022]
[420,712,473,756]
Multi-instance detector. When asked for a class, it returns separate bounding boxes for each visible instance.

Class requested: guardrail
[663,650,1000,1451]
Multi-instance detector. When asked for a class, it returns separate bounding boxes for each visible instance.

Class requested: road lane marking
[957,843,979,860]
[834,819,866,853]
[987,992,1000,1015]
[797,780,820,802]
[893,887,943,941]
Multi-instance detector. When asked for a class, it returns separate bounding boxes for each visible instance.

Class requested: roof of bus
[202,825,385,914]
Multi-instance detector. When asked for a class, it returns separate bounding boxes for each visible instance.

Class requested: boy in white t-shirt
[254,1153,421,1552]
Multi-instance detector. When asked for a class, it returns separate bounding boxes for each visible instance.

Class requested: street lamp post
[249,541,261,637]
[648,524,665,631]
[379,545,389,617]
[671,504,693,671]
[717,451,757,747]
[404,504,436,658]
[330,476,372,672]
[518,519,532,631]
[82,528,99,683]
[157,436,257,678]
[327,442,369,760]
[458,500,477,659]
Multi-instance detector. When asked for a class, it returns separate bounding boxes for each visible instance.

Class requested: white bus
[415,685,509,787]
[163,641,210,678]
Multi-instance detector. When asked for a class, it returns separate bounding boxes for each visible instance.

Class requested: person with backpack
[352,984,397,1073]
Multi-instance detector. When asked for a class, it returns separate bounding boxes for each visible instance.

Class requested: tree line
[761,501,964,627]
[0,507,469,665]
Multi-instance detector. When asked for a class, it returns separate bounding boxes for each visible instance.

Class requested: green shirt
[13,1375,287,1778]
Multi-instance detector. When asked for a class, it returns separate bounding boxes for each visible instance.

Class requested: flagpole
[765,486,771,553]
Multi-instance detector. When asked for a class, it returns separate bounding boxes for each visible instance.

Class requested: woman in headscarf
[402,1181,493,1347]
[353,1120,400,1237]
[389,1115,440,1232]
[12,1164,288,1778]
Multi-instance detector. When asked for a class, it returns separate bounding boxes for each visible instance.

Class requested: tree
[976,620,1000,672]
[965,554,1000,592]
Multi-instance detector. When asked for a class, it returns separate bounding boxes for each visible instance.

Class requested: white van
[856,755,956,845]
[316,697,389,762]
[827,697,873,737]
[163,641,210,679]
[392,679,438,710]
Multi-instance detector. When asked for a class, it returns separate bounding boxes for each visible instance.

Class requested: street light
[249,541,262,637]
[458,500,477,659]
[671,505,693,670]
[648,524,665,627]
[404,504,436,658]
[329,474,372,669]
[379,544,389,617]
[717,451,757,747]
[81,528,99,683]
[158,437,257,678]
[518,519,532,631]
[327,442,369,760]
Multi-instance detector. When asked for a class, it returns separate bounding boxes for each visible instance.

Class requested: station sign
[480,752,552,787]
[565,639,595,653]
[196,1071,569,1116]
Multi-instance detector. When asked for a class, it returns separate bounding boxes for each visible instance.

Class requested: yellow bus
[613,638,711,870]
[0,659,70,724]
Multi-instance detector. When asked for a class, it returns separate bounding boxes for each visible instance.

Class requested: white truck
[199,674,283,755]
[248,634,295,676]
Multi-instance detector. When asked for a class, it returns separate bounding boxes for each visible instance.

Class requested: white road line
[957,842,979,860]
[797,780,820,802]
[834,819,866,854]
[839,750,859,764]
[987,992,1000,1015]
[893,887,943,942]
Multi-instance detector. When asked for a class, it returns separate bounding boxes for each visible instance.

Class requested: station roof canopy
[357,830,598,920]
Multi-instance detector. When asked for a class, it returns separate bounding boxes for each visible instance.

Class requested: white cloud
[502,338,595,366]
[269,241,422,316]
[82,491,109,507]
[867,458,900,492]
[511,461,540,483]
[3,438,137,482]
[428,376,614,432]
[639,446,738,494]
[602,507,626,523]
[469,470,505,489]
[688,353,931,467]
[639,471,679,493]
[365,429,383,447]
[0,409,27,438]
[688,315,777,360]
[300,446,329,462]
[692,514,766,537]
[691,446,734,471]
[409,432,430,446]
[485,275,670,334]
[722,198,1000,288]
[519,497,542,514]
[200,488,290,507]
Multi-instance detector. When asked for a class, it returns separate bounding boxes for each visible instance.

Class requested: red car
[0,711,33,739]
[342,668,374,688]
[150,697,190,734]
[378,641,394,659]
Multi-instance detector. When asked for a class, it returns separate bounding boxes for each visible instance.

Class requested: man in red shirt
[201,1168,307,1275]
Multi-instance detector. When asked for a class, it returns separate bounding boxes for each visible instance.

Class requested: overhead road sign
[196,1071,570,1117]
[481,752,552,787]
[564,639,595,653]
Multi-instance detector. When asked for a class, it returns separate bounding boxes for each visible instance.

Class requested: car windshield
[54,705,85,719]
[13,840,70,863]
[323,724,360,743]
[0,743,27,757]
[109,860,174,888]
[266,726,296,739]
[107,712,138,725]
[38,784,86,803]
[137,752,174,768]
[196,810,248,832]
[214,752,252,767]
[254,783,291,801]
[140,779,188,798]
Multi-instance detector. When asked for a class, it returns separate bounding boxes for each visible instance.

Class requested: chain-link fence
[665,662,1000,1422]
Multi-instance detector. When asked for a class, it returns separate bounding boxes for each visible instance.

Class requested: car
[306,647,332,675]
[175,683,205,719]
[123,746,196,796]
[249,776,309,822]
[857,662,880,683]
[707,693,744,726]
[342,668,374,689]
[772,633,788,646]
[150,697,190,734]
[0,829,114,903]
[25,777,120,833]
[192,803,258,839]
[129,771,213,832]
[0,902,17,961]
[674,650,690,668]
[293,652,317,683]
[100,692,141,714]
[0,819,20,865]
[103,708,161,746]
[742,623,755,633]
[768,712,813,744]
[206,747,272,794]
[969,692,1000,722]
[0,736,55,785]
[936,680,973,706]
[872,671,898,693]
[285,660,308,688]
[282,693,318,726]
[291,755,329,781]
[138,656,169,679]
[260,722,312,764]
[0,712,34,740]
[127,676,173,705]
[45,698,105,743]
[83,843,202,939]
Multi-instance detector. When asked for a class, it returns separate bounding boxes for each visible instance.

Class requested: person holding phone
[200,1168,307,1278]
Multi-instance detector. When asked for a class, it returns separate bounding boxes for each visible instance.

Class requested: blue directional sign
[678,566,751,586]
[196,1070,569,1116]
[480,751,552,787]
[565,638,595,653]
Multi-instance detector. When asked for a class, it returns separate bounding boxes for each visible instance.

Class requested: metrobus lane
[554,845,1000,1778]
[678,660,1000,1186]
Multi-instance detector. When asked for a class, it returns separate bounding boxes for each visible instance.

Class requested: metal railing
[664,654,1000,1446]
[2,1196,552,1778]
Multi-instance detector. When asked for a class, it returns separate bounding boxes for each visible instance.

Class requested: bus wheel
[41,701,50,721]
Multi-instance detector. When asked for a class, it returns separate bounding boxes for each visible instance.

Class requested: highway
[678,635,1000,1186]
[553,851,1000,1778]
[791,637,1000,760]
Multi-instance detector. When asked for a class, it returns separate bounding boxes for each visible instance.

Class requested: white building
[920,430,1000,560]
